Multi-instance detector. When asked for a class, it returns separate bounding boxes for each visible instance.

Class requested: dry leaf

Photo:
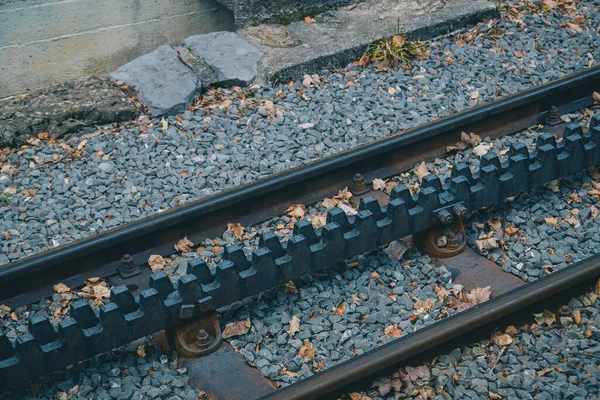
[461,131,482,147]
[148,255,166,272]
[470,89,479,101]
[161,118,168,132]
[504,227,519,236]
[287,315,300,337]
[174,237,194,253]
[488,218,502,232]
[222,318,251,339]
[415,162,429,182]
[53,283,71,294]
[384,324,402,338]
[489,392,503,399]
[299,339,316,359]
[465,286,491,305]
[505,325,518,336]
[383,241,408,261]
[414,299,434,315]
[494,333,513,346]
[2,232,8,240]
[546,180,560,193]
[475,238,498,251]
[0,305,10,318]
[349,393,373,400]
[434,286,452,302]
[573,311,581,325]
[372,178,386,191]
[80,278,111,307]
[590,205,599,220]
[227,222,244,239]
[304,16,317,23]
[284,281,298,294]
[563,216,580,227]
[308,213,327,229]
[285,204,306,219]
[333,303,346,316]
[594,92,600,105]
[544,217,559,225]
[137,344,146,357]
[533,310,556,326]
[473,143,491,157]
[264,100,274,110]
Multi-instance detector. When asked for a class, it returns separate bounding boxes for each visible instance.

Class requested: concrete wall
[0,0,235,98]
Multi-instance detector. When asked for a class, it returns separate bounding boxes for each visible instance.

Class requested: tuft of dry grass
[358,35,426,70]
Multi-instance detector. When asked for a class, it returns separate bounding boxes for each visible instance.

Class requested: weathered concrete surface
[182,32,264,87]
[0,77,138,148]
[243,0,497,86]
[216,0,360,27]
[109,45,201,117]
[0,0,234,98]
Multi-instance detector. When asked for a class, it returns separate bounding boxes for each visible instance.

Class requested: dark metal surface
[435,247,525,297]
[1,66,599,307]
[264,252,600,400]
[182,343,277,400]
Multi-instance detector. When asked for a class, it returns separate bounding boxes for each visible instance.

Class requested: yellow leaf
[494,333,513,346]
[174,236,194,253]
[304,16,317,23]
[137,344,146,357]
[161,119,168,131]
[465,286,491,305]
[573,311,581,325]
[53,283,71,294]
[227,222,245,239]
[372,178,386,191]
[384,324,402,338]
[285,204,306,219]
[222,318,251,339]
[415,162,429,183]
[148,255,166,272]
[299,339,316,359]
[333,303,346,316]
[504,227,519,236]
[287,315,300,337]
[544,217,558,225]
[2,232,9,240]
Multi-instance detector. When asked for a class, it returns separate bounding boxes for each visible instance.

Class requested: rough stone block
[182,32,263,87]
[109,45,200,117]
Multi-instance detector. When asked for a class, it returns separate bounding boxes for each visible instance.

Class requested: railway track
[3,66,600,398]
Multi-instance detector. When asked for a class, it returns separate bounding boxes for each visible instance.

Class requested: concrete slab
[0,0,234,98]
[242,0,496,86]
[109,45,201,117]
[182,32,264,87]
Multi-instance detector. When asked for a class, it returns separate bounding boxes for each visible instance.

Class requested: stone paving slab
[245,0,496,86]
[108,45,201,117]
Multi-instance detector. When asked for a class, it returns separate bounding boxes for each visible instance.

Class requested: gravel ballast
[349,288,600,400]
[2,0,600,265]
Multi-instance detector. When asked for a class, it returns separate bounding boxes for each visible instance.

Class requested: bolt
[545,106,562,126]
[436,209,453,225]
[118,254,140,278]
[353,173,365,190]
[447,232,460,249]
[350,173,370,195]
[195,329,211,349]
[452,204,468,219]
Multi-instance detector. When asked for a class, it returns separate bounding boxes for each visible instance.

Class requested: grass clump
[359,35,426,70]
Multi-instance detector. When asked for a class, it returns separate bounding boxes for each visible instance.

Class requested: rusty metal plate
[182,342,277,400]
[430,247,525,297]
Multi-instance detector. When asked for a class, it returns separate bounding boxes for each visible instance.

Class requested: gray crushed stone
[0,340,203,400]
[2,0,600,266]
[219,247,458,386]
[348,289,600,400]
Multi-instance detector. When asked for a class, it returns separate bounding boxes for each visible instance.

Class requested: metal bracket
[170,312,222,358]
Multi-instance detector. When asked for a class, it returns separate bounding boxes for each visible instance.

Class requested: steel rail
[2,66,600,306]
[263,252,600,400]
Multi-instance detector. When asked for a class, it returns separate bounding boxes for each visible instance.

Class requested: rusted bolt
[452,204,468,219]
[353,173,365,190]
[545,106,562,126]
[350,173,370,195]
[446,232,461,249]
[436,209,453,225]
[118,254,141,278]
[195,329,211,349]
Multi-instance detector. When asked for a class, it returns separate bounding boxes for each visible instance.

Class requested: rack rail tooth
[0,118,598,388]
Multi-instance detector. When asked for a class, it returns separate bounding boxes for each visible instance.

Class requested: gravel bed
[2,0,600,265]
[466,167,600,282]
[347,288,600,400]
[1,340,203,400]
[219,248,460,387]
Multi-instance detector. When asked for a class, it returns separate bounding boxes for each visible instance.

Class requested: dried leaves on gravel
[222,318,251,339]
